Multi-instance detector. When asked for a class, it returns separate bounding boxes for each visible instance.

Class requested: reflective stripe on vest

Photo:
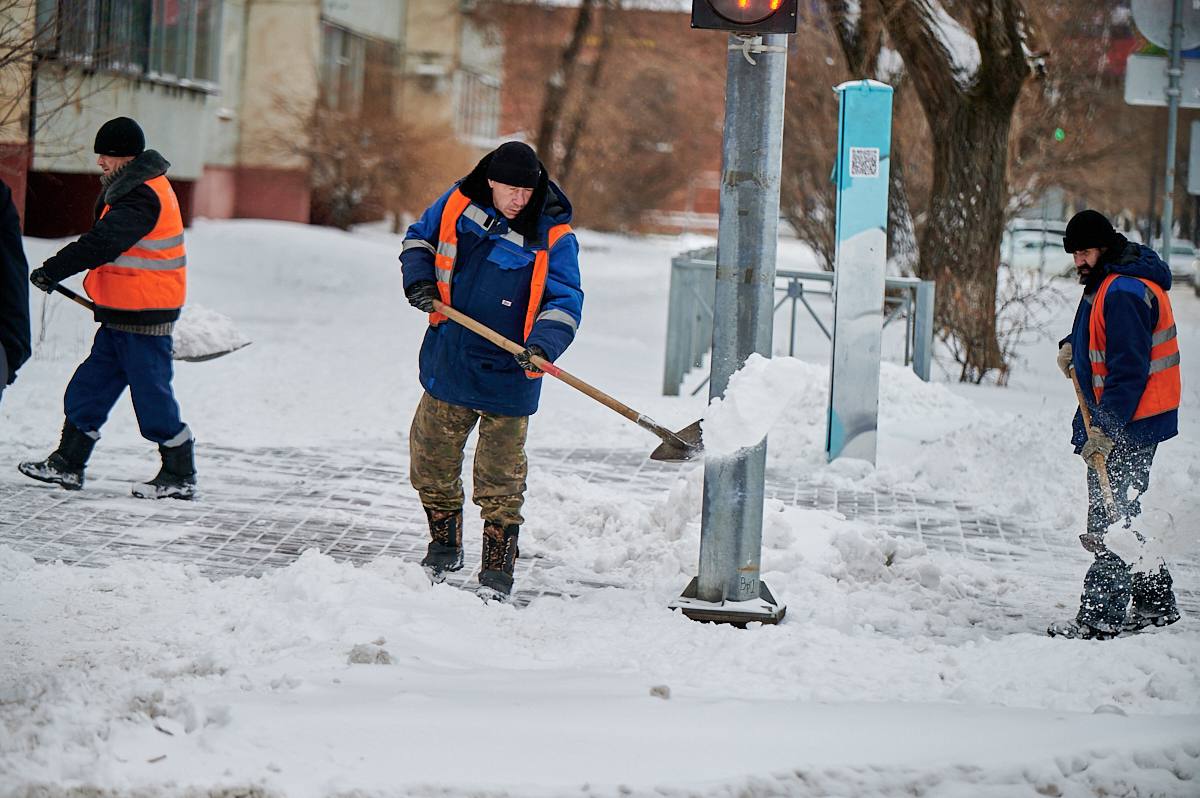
[1087,273,1181,421]
[83,175,187,312]
[428,189,473,325]
[427,190,574,378]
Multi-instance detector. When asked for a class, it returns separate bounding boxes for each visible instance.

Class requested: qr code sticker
[849,147,880,178]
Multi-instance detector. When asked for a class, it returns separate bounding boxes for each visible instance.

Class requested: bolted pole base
[668,577,786,626]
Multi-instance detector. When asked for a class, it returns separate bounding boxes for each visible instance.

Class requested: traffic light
[692,0,798,34]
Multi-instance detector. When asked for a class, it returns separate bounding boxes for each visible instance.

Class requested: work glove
[514,344,547,374]
[1080,425,1115,464]
[1056,342,1073,379]
[1078,532,1107,554]
[30,267,55,293]
[405,280,438,313]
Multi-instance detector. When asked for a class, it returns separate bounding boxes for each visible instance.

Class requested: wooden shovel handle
[51,282,96,311]
[431,300,642,426]
[1070,366,1117,515]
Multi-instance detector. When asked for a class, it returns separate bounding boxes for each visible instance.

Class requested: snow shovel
[432,300,702,462]
[50,282,251,362]
[1070,365,1118,522]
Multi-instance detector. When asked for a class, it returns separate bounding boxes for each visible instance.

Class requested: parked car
[1161,241,1198,289]
[1000,227,1071,276]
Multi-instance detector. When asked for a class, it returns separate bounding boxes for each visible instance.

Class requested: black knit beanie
[1063,210,1117,253]
[94,117,145,157]
[486,142,540,188]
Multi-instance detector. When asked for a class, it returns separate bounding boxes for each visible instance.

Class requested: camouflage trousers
[409,392,529,527]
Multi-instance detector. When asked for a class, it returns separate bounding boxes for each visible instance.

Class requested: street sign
[826,80,893,465]
[1124,53,1200,107]
[1132,0,1200,50]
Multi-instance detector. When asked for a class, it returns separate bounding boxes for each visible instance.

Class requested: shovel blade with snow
[51,283,250,362]
[432,300,703,463]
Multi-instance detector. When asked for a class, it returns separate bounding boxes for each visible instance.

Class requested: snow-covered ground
[2,220,1198,796]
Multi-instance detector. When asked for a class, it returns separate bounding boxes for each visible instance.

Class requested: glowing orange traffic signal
[691,0,797,33]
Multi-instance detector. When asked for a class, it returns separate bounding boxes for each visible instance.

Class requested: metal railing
[663,247,936,396]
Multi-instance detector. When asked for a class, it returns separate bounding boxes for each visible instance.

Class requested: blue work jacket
[400,179,582,417]
[1065,240,1178,451]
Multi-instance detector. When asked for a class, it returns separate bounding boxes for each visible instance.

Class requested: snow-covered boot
[1046,619,1117,640]
[477,521,519,599]
[17,421,96,490]
[1123,607,1181,633]
[132,439,196,500]
[420,508,464,581]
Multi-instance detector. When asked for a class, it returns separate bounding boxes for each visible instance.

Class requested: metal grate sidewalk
[0,443,1194,618]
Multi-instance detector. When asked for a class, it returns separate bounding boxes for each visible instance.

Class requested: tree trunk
[879,0,1037,381]
[559,0,617,185]
[535,0,597,171]
[918,102,1015,378]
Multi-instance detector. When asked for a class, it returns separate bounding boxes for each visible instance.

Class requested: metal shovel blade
[174,341,252,363]
[650,420,704,462]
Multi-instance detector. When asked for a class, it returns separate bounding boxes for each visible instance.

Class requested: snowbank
[2,220,1197,796]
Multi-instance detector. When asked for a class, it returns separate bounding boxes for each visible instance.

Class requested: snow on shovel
[51,282,250,362]
[433,300,702,462]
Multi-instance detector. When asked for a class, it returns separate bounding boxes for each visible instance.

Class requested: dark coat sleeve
[1091,281,1155,437]
[41,184,160,283]
[0,180,30,384]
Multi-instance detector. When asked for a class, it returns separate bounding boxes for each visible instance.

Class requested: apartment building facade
[2,0,502,237]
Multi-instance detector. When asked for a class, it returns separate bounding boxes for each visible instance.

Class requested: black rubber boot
[17,421,97,490]
[478,522,519,598]
[420,508,464,581]
[132,438,197,500]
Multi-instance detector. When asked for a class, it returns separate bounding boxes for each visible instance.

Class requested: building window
[454,68,499,148]
[320,22,398,117]
[36,0,220,90]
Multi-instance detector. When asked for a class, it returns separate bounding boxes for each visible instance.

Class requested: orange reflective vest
[83,175,187,313]
[1088,273,1181,421]
[428,188,573,378]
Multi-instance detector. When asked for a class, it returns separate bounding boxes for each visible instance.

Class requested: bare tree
[558,0,617,185]
[0,0,149,187]
[495,1,725,231]
[533,0,599,172]
[779,29,841,270]
[871,0,1045,383]
[780,2,920,274]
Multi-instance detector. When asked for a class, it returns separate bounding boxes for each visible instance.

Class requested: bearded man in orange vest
[1048,210,1181,639]
[20,117,195,500]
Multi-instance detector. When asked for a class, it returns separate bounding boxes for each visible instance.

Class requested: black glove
[515,345,547,373]
[405,280,438,313]
[30,267,55,293]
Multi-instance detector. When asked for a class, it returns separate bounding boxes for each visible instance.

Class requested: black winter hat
[486,141,540,188]
[94,117,145,157]
[1063,209,1117,253]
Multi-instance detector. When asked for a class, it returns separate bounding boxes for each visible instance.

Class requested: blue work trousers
[65,326,185,445]
[1077,443,1177,632]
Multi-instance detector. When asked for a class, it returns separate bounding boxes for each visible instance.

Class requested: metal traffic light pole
[1160,0,1184,260]
[670,29,789,625]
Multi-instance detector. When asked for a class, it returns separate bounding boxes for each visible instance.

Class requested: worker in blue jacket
[1049,210,1180,639]
[400,141,583,599]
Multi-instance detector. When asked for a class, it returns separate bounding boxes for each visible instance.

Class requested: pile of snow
[172,303,252,361]
[2,220,1198,796]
